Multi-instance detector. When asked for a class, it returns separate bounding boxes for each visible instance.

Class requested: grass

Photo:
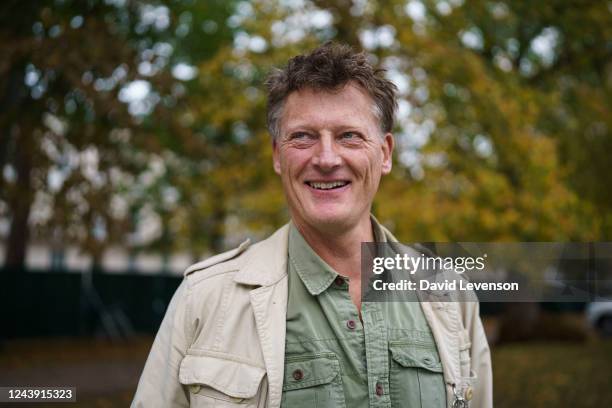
[493,340,612,408]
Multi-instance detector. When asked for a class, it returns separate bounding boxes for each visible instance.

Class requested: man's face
[273,82,394,234]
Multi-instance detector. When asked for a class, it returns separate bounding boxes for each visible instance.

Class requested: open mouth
[306,181,350,190]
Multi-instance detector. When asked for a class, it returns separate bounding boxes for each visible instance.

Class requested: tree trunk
[2,60,33,271]
[5,130,34,270]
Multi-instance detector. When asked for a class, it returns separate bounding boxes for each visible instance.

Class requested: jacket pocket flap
[179,353,266,398]
[283,355,340,391]
[389,345,443,373]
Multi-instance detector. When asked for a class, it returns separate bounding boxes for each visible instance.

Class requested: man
[133,42,492,408]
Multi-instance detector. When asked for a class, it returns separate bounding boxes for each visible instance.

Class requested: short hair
[265,42,398,140]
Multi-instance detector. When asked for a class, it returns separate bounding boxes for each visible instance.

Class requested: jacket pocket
[281,353,345,408]
[179,352,266,407]
[389,344,446,408]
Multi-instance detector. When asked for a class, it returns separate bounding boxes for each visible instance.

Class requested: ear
[381,133,394,174]
[272,138,282,175]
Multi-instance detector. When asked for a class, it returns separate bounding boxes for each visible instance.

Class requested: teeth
[309,181,348,190]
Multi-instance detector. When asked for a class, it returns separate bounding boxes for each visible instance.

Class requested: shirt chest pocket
[281,354,346,408]
[389,344,446,408]
[179,352,266,407]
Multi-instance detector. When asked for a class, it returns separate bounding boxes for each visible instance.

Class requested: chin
[304,210,355,232]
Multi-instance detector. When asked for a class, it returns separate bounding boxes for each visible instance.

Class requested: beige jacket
[132,224,493,408]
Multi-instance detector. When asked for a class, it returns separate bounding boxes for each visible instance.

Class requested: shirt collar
[288,215,386,296]
[371,214,387,243]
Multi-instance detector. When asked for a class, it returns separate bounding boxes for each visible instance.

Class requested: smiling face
[273,82,394,236]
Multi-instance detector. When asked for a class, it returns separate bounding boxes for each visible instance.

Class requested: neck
[293,216,373,280]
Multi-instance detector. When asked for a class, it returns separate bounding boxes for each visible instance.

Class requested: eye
[339,132,364,144]
[290,132,310,140]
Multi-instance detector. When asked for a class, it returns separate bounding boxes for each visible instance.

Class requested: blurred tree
[0,0,243,269]
[0,0,145,268]
[2,0,609,273]
[366,0,610,241]
[118,0,241,257]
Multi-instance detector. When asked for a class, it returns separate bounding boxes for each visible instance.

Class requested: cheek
[280,148,309,177]
[348,151,382,180]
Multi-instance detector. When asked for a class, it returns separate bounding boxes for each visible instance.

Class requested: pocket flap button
[292,369,304,381]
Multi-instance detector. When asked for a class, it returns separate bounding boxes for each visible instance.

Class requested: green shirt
[281,221,447,408]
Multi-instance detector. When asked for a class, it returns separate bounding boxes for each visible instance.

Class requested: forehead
[280,83,379,131]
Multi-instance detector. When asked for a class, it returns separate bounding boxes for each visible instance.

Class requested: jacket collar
[232,216,397,287]
[233,223,291,286]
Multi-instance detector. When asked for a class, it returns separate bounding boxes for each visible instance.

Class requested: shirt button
[375,382,384,396]
[334,276,344,286]
[292,369,304,381]
[189,384,201,394]
[346,319,356,330]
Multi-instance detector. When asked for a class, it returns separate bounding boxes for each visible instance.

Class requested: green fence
[1,268,181,339]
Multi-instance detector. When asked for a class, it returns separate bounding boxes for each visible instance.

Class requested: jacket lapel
[250,279,288,408]
[234,224,291,408]
[382,225,461,389]
[234,225,290,286]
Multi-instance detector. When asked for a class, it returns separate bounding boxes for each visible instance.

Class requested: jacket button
[189,384,201,394]
[375,382,384,396]
[465,386,473,401]
[346,319,356,330]
[292,369,304,381]
[334,276,345,286]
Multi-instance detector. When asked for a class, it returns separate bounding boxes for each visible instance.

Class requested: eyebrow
[284,123,368,134]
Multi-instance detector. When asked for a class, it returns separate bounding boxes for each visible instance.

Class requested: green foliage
[1,0,147,265]
[372,0,611,241]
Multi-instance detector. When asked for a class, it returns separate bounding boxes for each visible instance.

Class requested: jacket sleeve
[464,301,493,408]
[132,280,191,407]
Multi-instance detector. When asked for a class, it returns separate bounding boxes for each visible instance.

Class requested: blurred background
[1,0,611,406]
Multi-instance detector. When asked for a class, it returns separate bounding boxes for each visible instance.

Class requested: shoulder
[183,238,251,279]
[182,223,292,286]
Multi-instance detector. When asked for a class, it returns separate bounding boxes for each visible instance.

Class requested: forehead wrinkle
[282,85,378,134]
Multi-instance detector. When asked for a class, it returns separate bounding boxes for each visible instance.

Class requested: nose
[311,134,341,171]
